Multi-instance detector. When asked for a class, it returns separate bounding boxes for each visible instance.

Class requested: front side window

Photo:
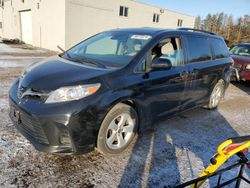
[186,36,212,63]
[151,37,184,67]
[230,44,250,57]
[64,32,152,68]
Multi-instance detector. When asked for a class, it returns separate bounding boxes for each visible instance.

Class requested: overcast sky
[139,0,250,19]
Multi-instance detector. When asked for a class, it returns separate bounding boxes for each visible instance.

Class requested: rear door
[181,35,215,109]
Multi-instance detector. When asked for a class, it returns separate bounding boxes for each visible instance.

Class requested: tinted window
[186,36,211,63]
[211,38,229,59]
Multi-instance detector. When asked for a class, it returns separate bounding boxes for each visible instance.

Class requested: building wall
[65,0,195,49]
[0,5,3,37]
[1,0,65,50]
[1,0,195,51]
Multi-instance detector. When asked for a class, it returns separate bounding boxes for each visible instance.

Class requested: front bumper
[8,79,106,154]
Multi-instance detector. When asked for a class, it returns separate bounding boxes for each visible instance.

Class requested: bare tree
[199,13,250,46]
[194,16,201,29]
[226,15,233,41]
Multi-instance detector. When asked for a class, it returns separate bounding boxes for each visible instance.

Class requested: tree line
[194,13,250,46]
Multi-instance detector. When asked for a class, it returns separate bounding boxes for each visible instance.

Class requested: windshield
[230,45,250,57]
[63,31,152,68]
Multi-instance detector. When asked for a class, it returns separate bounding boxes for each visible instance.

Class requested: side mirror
[151,58,172,71]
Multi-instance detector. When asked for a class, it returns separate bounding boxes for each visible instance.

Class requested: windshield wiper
[74,57,106,68]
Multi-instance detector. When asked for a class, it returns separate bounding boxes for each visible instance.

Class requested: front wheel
[207,80,225,109]
[97,103,138,155]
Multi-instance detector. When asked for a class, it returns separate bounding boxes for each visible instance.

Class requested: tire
[206,80,225,110]
[97,103,138,155]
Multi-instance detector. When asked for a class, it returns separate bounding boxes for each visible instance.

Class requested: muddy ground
[0,43,250,188]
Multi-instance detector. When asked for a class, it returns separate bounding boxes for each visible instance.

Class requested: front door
[137,36,189,119]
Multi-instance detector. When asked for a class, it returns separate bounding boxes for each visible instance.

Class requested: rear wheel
[97,103,138,155]
[207,80,225,109]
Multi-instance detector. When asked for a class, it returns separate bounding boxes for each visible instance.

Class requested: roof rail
[178,28,217,35]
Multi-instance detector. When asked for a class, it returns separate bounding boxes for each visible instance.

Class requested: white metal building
[0,0,195,51]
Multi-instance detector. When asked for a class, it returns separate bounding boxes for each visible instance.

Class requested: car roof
[108,27,222,39]
[109,27,169,35]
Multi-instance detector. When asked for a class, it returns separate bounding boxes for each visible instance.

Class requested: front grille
[11,103,49,145]
[20,111,49,144]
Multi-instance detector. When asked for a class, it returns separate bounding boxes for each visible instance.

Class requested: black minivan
[9,28,232,155]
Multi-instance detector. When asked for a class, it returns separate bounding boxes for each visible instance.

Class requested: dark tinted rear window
[186,36,212,63]
[211,38,229,59]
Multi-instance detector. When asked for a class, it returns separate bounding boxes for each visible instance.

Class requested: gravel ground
[0,43,250,188]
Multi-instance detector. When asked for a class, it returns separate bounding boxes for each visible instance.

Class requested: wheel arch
[107,99,143,133]
[95,91,146,146]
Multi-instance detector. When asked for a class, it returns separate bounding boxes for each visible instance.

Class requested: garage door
[20,10,32,44]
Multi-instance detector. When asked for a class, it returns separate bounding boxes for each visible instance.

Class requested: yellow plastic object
[191,138,250,188]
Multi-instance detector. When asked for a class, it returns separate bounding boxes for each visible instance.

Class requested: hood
[231,55,250,66]
[20,56,113,90]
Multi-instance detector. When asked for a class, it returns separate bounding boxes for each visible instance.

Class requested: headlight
[246,64,250,70]
[45,83,101,104]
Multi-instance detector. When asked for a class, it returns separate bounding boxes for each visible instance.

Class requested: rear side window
[211,38,229,59]
[186,36,211,63]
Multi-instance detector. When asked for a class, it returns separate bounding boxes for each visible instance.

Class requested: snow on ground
[0,43,52,55]
[0,43,250,188]
[0,59,42,68]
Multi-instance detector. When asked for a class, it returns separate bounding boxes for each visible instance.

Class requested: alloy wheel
[106,113,135,150]
[210,83,224,108]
